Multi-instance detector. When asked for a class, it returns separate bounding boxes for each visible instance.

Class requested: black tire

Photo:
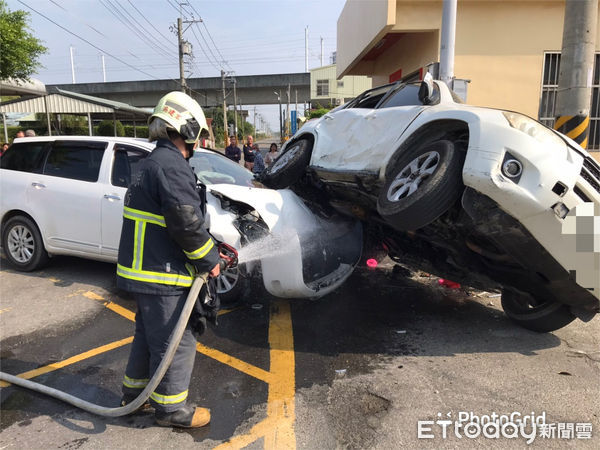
[216,264,248,306]
[501,289,576,332]
[2,215,49,271]
[377,140,464,231]
[259,138,312,189]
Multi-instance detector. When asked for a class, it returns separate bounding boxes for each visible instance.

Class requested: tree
[0,1,47,81]
[98,120,125,137]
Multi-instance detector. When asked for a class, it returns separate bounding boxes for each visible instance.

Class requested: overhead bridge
[49,73,310,109]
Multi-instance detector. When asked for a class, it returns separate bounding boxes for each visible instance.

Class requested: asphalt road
[1,255,599,449]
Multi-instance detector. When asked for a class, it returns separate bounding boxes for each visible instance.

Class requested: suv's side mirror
[418,72,434,105]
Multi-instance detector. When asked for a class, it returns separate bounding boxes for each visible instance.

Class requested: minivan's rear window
[0,142,48,173]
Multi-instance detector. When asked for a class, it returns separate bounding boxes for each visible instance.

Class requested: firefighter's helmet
[150,91,209,144]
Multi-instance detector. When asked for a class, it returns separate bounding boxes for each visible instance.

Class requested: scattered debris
[438,279,461,289]
[395,330,407,334]
[488,293,502,298]
[335,369,347,378]
[251,303,263,310]
[558,371,572,376]
[488,302,495,306]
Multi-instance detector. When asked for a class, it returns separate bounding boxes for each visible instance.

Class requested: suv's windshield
[189,150,257,187]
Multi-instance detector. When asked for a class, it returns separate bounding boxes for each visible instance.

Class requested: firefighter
[117,91,220,428]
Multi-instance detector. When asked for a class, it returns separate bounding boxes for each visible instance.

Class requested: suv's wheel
[2,216,49,271]
[216,264,247,306]
[377,140,464,231]
[260,138,312,188]
[501,289,576,332]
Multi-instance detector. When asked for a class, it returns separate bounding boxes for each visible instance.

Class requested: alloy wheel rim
[387,151,440,202]
[7,225,35,263]
[216,266,239,294]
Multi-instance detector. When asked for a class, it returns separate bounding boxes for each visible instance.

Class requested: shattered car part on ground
[260,75,600,332]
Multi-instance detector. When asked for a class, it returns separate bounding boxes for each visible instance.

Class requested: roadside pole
[439,0,457,86]
[178,18,186,92]
[554,0,598,148]
[221,70,227,146]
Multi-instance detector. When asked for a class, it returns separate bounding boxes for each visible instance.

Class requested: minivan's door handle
[31,182,46,189]
[104,194,121,201]
[323,114,334,120]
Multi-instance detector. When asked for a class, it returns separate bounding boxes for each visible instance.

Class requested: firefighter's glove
[188,277,220,340]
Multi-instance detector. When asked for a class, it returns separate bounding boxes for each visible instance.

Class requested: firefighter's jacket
[117,139,220,295]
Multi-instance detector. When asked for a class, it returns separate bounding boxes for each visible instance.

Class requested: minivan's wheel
[260,138,312,189]
[501,289,576,332]
[377,140,464,231]
[216,264,247,306]
[2,216,49,271]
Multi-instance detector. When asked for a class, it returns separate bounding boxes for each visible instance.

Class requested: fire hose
[0,243,238,418]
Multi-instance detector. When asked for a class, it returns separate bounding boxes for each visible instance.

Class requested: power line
[17,0,181,86]
[99,0,175,62]
[126,0,174,44]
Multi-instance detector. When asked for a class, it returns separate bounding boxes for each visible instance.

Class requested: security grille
[539,52,600,150]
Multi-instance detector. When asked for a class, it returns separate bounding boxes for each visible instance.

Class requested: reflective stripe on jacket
[117,139,220,295]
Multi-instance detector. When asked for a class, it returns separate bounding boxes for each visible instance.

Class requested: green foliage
[0,1,47,81]
[207,108,254,147]
[97,120,125,137]
[124,125,148,138]
[306,108,331,119]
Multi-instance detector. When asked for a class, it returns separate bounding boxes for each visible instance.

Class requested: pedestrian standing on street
[265,143,280,167]
[14,130,25,139]
[225,135,241,163]
[117,91,221,429]
[1,143,9,157]
[24,129,36,137]
[252,143,265,175]
[242,135,255,171]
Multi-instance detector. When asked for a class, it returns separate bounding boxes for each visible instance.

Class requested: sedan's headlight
[502,111,566,148]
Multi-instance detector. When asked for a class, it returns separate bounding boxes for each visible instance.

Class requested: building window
[539,52,600,149]
[337,80,344,88]
[316,79,329,96]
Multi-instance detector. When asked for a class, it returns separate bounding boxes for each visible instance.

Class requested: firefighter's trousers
[122,291,197,413]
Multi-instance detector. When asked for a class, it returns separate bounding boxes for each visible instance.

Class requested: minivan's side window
[0,142,48,173]
[43,142,105,182]
[379,83,441,108]
[112,144,148,188]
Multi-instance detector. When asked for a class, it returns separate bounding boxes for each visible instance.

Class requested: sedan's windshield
[189,150,257,187]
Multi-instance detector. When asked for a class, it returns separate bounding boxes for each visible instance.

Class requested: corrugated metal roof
[0,90,151,118]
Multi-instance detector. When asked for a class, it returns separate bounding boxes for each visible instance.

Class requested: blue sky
[9,0,347,131]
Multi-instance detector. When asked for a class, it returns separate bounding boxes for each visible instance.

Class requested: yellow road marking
[215,300,296,450]
[4,288,298,449]
[196,343,273,384]
[0,337,133,388]
[0,307,13,314]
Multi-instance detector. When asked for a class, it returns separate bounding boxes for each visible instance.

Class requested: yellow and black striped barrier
[554,115,589,148]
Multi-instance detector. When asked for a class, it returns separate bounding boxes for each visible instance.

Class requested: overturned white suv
[261,75,600,332]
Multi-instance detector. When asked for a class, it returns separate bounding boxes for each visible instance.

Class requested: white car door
[28,140,105,256]
[312,84,426,172]
[100,143,150,258]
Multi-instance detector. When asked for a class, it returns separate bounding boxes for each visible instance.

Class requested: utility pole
[320,37,324,66]
[174,3,201,93]
[554,0,598,148]
[232,78,238,138]
[101,54,106,82]
[70,45,76,84]
[253,106,257,135]
[221,70,228,146]
[305,26,309,72]
[439,0,457,86]
[286,84,291,138]
[177,17,186,92]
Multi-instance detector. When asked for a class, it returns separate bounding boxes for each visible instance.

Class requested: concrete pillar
[554,0,598,148]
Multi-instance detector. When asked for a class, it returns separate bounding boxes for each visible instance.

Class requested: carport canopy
[0,86,152,140]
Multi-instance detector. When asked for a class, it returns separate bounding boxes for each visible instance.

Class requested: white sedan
[260,75,600,332]
[0,136,361,302]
